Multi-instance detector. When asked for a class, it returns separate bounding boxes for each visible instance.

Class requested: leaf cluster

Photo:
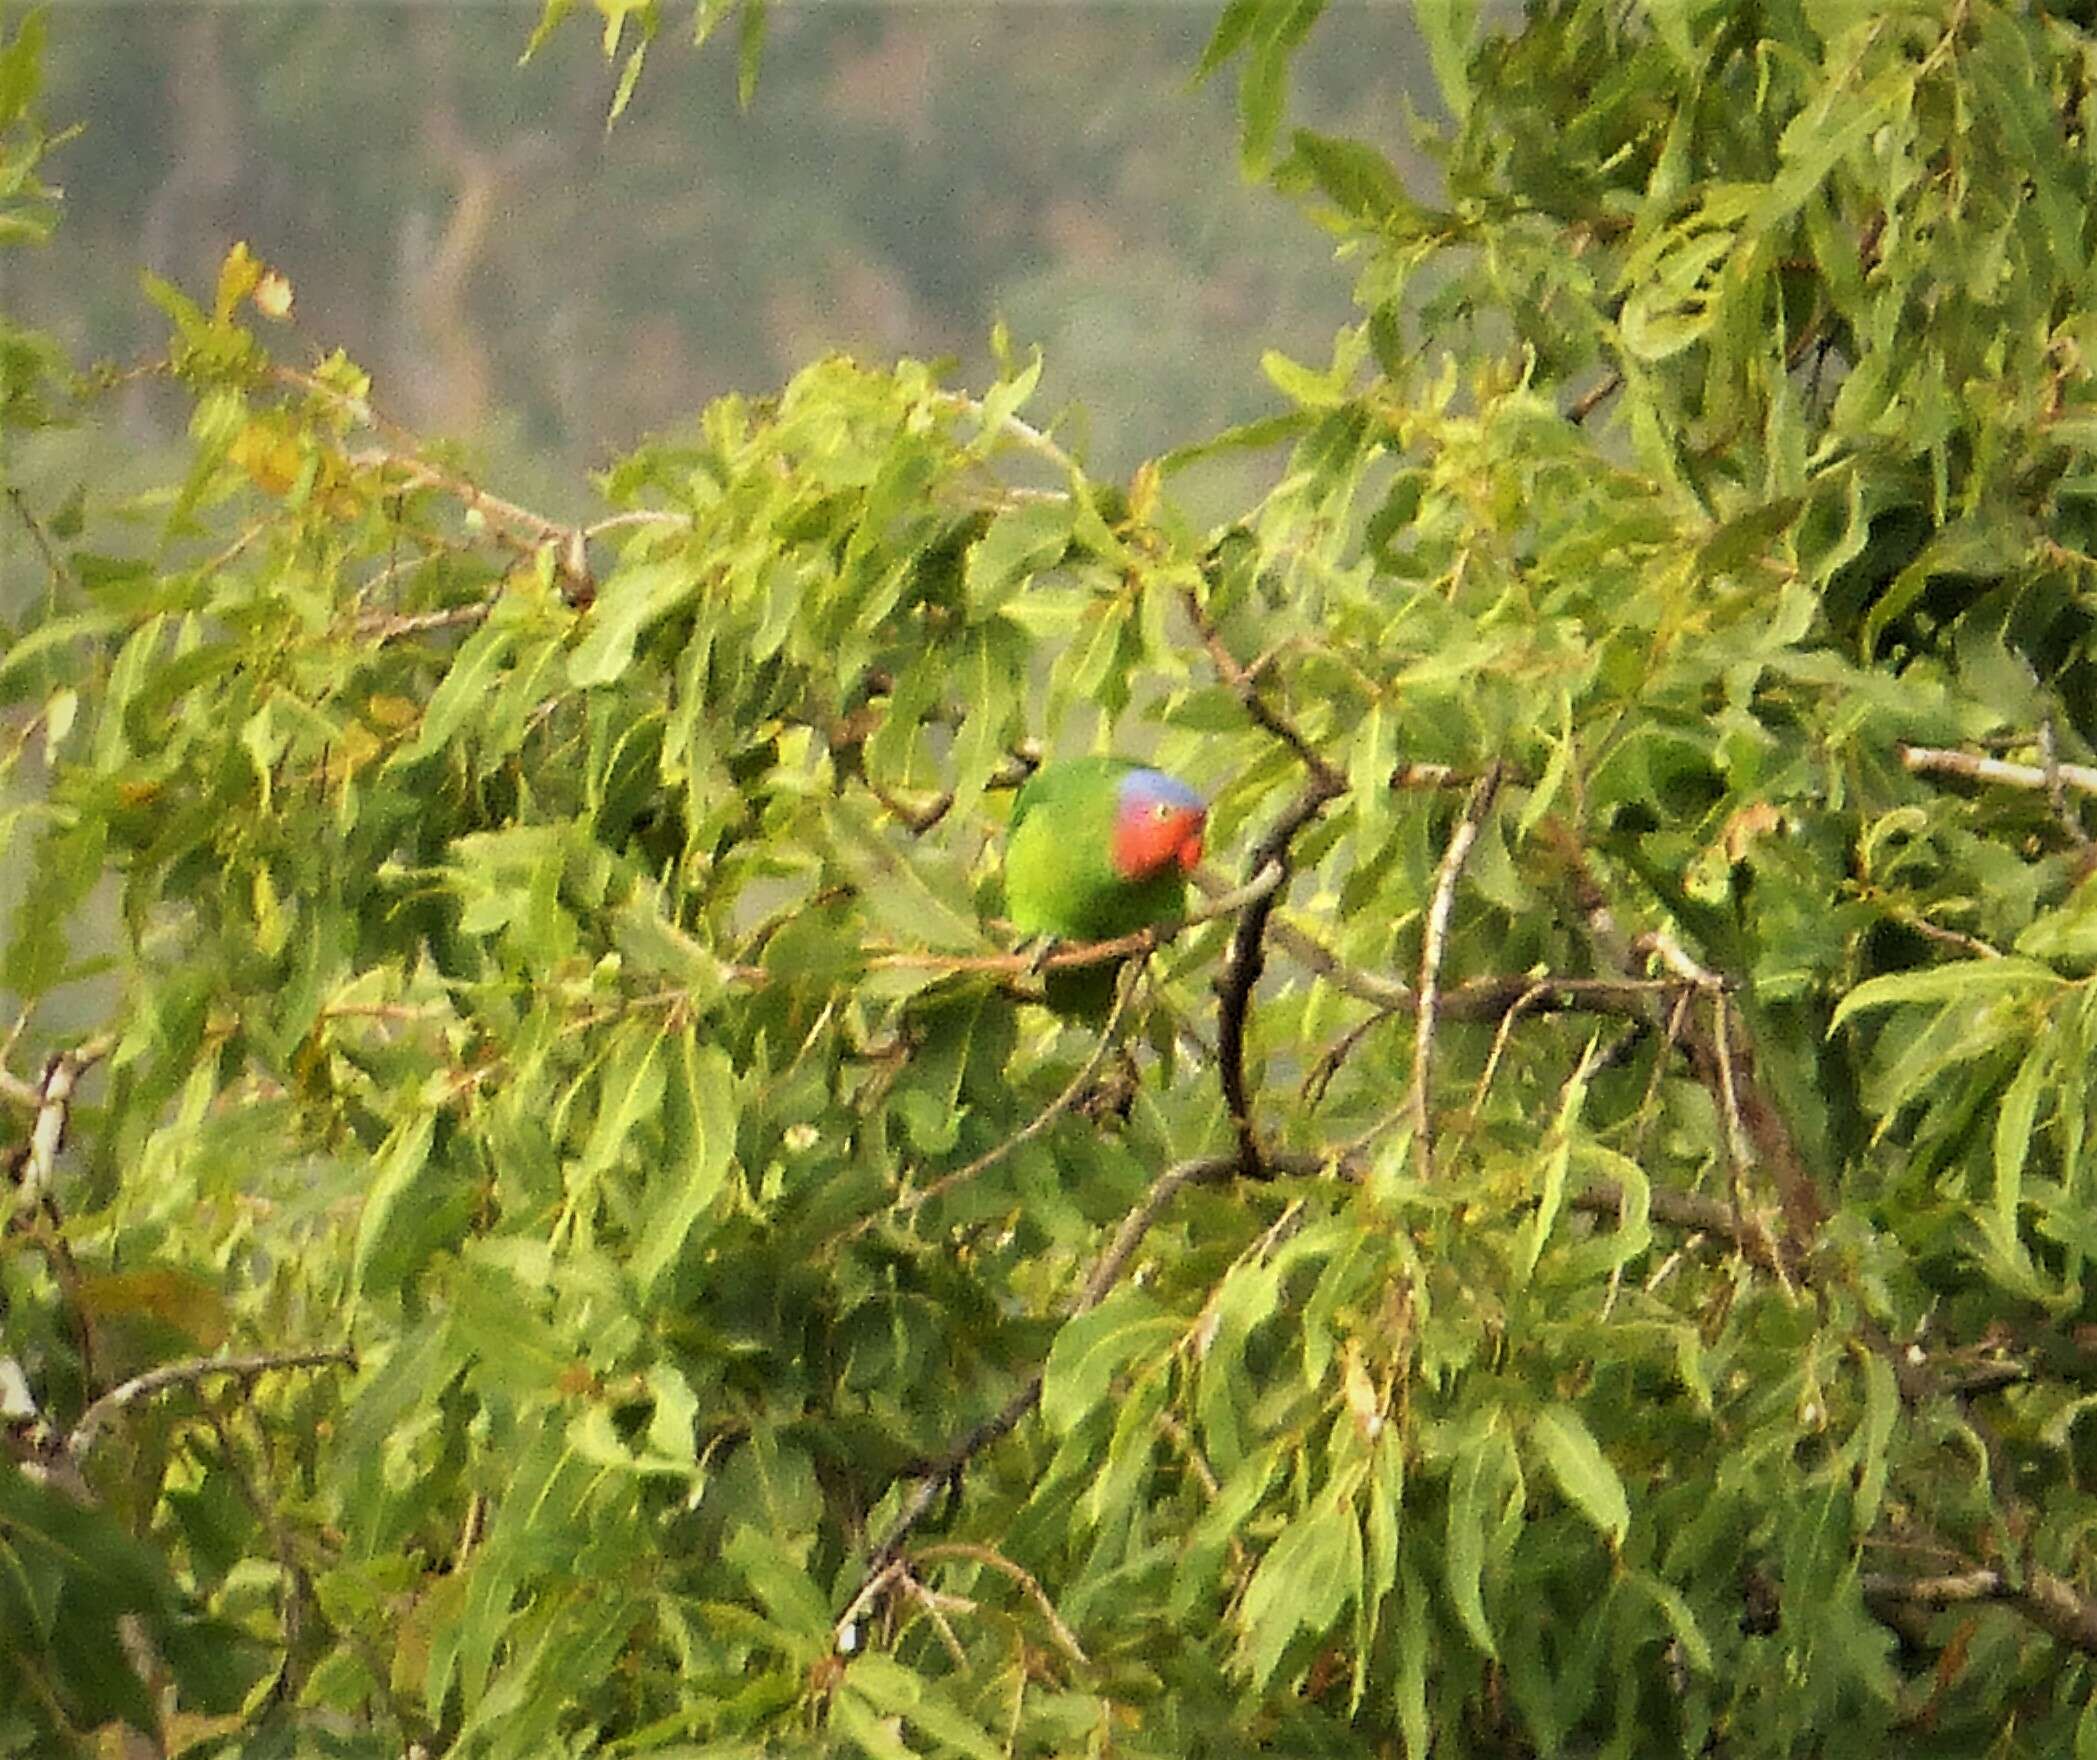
[13,3,2097,1756]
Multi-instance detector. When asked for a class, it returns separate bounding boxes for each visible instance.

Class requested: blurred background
[0,3,1430,1035]
[6,2,1428,525]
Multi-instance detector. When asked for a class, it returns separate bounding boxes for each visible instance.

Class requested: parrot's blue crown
[1118,768,1205,814]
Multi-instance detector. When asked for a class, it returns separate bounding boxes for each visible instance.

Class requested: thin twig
[1180,586,1344,791]
[2039,717,2091,847]
[1414,765,1503,1179]
[1901,742,2097,799]
[900,1572,971,1667]
[914,1543,1090,1664]
[1463,980,1553,1132]
[6,486,74,594]
[888,971,1136,1219]
[844,1147,1324,1628]
[582,508,694,540]
[932,390,1083,483]
[1156,1409,1252,1581]
[353,599,501,642]
[866,752,1041,836]
[273,364,594,600]
[1544,819,1826,1244]
[1567,372,1624,425]
[67,1347,357,1462]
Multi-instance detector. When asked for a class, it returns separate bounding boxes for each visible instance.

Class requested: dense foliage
[13,1,2097,1754]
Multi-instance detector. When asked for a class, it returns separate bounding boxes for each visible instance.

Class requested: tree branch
[67,1347,357,1462]
[273,364,595,602]
[1863,1567,2097,1657]
[6,486,74,595]
[1414,764,1503,1179]
[913,1542,1090,1665]
[1901,741,2097,800]
[886,971,1138,1221]
[1179,586,1344,792]
[841,1146,1324,1639]
[1541,820,1825,1246]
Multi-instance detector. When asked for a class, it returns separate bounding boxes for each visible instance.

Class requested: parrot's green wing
[1003,757,1187,1019]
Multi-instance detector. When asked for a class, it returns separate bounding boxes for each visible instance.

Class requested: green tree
[13,1,2097,1754]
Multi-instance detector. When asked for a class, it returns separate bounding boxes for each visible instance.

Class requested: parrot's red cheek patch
[1178,831,1204,872]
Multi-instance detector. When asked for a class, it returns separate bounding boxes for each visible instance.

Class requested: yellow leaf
[230,416,304,496]
[252,268,294,319]
[214,240,263,324]
[364,694,421,730]
[75,1268,231,1350]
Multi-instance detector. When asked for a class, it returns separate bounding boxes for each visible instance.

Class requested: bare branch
[887,971,1137,1220]
[868,863,1285,987]
[1414,765,1503,1179]
[1567,371,1624,425]
[845,1147,1323,1625]
[68,1347,357,1462]
[274,365,595,602]
[866,752,1040,836]
[1179,586,1344,791]
[1862,1568,2097,1657]
[352,598,501,643]
[914,1543,1090,1665]
[10,1037,111,1207]
[1541,820,1825,1245]
[6,486,74,595]
[900,1572,971,1667]
[1900,741,2097,799]
[937,391,1082,480]
[1216,795,1342,1178]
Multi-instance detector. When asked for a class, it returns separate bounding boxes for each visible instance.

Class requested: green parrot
[1002,757,1208,1017]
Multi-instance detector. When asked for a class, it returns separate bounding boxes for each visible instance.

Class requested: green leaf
[832,1687,923,1760]
[1260,348,1345,409]
[845,1654,1002,1760]
[965,499,1072,614]
[1234,1493,1361,1690]
[1515,1039,1594,1287]
[567,560,697,688]
[724,1524,830,1653]
[1529,1404,1629,1550]
[1630,1571,1712,1673]
[393,620,518,765]
[578,1021,669,1179]
[823,794,982,952]
[1396,1556,1432,1759]
[1994,1042,2050,1249]
[1196,0,1266,80]
[1445,1415,1506,1658]
[1040,1291,1178,1434]
[1415,0,1477,122]
[1850,1353,1900,1538]
[352,1110,438,1297]
[633,1031,737,1295]
[1287,128,1412,228]
[1830,958,2062,1030]
[968,350,1044,459]
[735,0,767,109]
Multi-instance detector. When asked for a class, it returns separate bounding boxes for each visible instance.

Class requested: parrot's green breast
[1004,757,1186,942]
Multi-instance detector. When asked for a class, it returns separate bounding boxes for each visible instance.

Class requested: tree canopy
[11,1,2097,1754]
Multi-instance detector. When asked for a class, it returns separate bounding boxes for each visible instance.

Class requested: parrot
[1002,757,1208,1017]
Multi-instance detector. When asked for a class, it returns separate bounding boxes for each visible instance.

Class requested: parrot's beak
[1178,822,1205,872]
